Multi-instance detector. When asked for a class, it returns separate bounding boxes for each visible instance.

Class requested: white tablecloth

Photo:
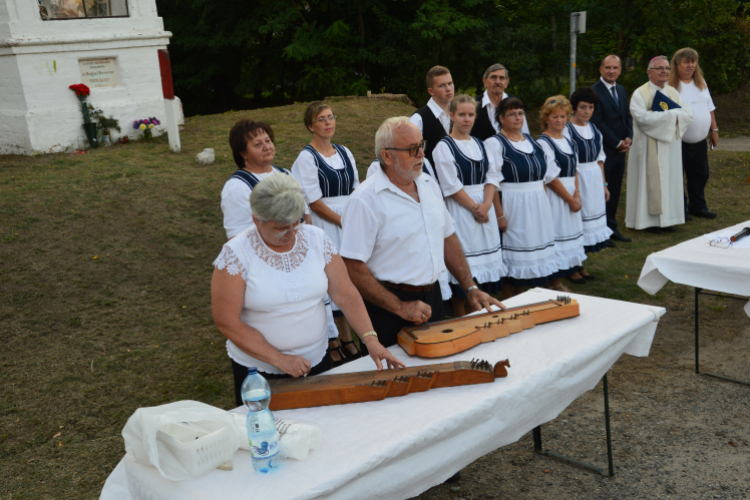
[100,288,665,500]
[638,220,750,317]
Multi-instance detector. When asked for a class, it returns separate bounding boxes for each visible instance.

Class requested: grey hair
[648,55,668,70]
[375,116,412,162]
[483,63,508,80]
[249,173,306,224]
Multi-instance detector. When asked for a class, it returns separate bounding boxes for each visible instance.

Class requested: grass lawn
[1,97,749,499]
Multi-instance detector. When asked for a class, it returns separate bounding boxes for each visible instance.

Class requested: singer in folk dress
[292,101,361,365]
[211,175,403,407]
[432,94,505,316]
[221,119,310,239]
[484,97,560,298]
[536,96,587,290]
[564,88,613,281]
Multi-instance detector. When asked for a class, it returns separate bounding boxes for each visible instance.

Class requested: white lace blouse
[213,225,338,374]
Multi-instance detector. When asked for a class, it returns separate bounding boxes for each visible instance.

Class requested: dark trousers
[603,148,626,231]
[231,356,331,408]
[682,139,710,212]
[364,283,444,349]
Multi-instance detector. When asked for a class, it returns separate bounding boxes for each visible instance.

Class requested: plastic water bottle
[242,368,280,472]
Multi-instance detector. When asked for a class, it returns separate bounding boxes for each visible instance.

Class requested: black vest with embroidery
[470,98,496,141]
[230,165,289,189]
[303,144,356,197]
[438,136,490,186]
[535,135,579,178]
[414,105,447,168]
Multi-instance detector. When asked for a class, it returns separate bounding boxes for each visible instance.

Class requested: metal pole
[603,373,614,477]
[569,13,577,96]
[695,287,701,374]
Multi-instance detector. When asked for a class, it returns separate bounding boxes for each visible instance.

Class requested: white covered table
[100,288,665,500]
[638,220,750,381]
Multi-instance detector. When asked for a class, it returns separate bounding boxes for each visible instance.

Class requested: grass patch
[1,96,749,499]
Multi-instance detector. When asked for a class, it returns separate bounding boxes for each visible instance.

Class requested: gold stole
[636,83,681,215]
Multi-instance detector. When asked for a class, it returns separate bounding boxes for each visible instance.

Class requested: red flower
[69,83,91,97]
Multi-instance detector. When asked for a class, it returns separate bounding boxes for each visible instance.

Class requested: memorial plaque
[79,58,118,88]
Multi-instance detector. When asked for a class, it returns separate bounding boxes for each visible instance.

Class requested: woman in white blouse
[432,94,505,315]
[212,174,403,406]
[292,101,361,364]
[564,88,613,281]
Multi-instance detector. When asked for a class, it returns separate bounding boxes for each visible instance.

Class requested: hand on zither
[276,354,312,378]
[363,336,406,371]
[399,300,432,325]
[466,288,505,314]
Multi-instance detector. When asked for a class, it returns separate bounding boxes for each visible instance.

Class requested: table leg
[532,373,614,477]
[694,287,750,386]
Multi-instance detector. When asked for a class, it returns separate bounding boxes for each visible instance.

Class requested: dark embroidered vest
[489,133,547,183]
[535,135,578,178]
[230,165,289,189]
[565,122,603,164]
[438,136,490,186]
[303,144,356,197]
[414,105,447,168]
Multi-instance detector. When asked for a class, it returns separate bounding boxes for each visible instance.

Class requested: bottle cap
[247,367,258,375]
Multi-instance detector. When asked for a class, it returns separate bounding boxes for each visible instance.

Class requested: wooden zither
[268,359,510,411]
[397,296,579,358]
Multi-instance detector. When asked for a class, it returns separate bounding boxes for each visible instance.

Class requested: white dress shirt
[366,158,437,180]
[340,166,455,286]
[409,97,451,134]
[679,80,716,144]
[481,90,530,135]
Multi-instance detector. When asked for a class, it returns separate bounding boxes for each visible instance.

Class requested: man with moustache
[340,117,504,348]
[590,55,634,242]
[409,66,454,167]
[471,63,530,141]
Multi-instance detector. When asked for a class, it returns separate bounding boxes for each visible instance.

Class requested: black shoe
[604,239,616,248]
[581,273,596,281]
[644,226,663,234]
[568,276,586,285]
[689,209,717,219]
[610,230,632,242]
[444,472,461,483]
[662,226,676,233]
[684,212,693,221]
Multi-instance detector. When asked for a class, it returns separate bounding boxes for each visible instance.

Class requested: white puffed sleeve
[483,136,505,184]
[433,140,464,197]
[538,140,561,183]
[221,179,253,239]
[291,149,324,204]
[409,113,424,133]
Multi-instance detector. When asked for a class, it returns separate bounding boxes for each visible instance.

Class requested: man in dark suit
[590,54,634,243]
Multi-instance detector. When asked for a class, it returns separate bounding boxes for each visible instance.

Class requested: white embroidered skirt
[500,181,559,280]
[444,184,505,285]
[578,161,613,247]
[546,176,587,271]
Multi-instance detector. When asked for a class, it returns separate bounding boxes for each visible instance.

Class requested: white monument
[0,0,183,154]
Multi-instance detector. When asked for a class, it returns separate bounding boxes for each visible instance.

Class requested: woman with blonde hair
[291,101,361,365]
[432,94,504,315]
[536,96,587,291]
[669,48,719,219]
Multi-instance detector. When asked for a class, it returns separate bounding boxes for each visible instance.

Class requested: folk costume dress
[536,135,587,276]
[484,133,560,287]
[221,166,291,239]
[292,144,359,317]
[433,136,505,297]
[564,122,613,252]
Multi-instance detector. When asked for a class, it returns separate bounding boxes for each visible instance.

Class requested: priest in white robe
[625,56,693,232]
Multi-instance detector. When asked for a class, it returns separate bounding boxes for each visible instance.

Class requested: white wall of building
[0,0,181,154]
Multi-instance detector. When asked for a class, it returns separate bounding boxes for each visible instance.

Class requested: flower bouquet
[133,117,161,140]
[69,83,98,148]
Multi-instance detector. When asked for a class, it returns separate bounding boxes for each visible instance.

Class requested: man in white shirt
[409,66,453,168]
[470,63,530,141]
[670,47,718,219]
[625,56,694,233]
[340,117,503,348]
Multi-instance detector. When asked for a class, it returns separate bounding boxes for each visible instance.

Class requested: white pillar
[164,98,181,153]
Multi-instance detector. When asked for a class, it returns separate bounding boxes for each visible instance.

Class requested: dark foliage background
[155,0,750,117]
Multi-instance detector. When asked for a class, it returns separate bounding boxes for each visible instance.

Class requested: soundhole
[492,315,498,318]
[442,329,453,333]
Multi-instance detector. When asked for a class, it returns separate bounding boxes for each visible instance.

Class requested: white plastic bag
[122,401,241,481]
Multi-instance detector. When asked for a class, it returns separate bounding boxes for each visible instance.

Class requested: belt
[380,281,433,293]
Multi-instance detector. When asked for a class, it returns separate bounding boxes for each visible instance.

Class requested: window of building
[38,0,129,20]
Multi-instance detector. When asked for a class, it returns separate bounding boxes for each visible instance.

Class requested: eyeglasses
[502,111,525,118]
[314,115,337,124]
[263,220,301,239]
[384,140,426,157]
[708,237,732,249]
[650,66,670,71]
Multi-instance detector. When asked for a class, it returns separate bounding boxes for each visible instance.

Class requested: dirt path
[415,292,750,500]
[714,136,750,152]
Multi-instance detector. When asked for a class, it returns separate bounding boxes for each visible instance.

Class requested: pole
[569,13,578,96]
[158,49,182,153]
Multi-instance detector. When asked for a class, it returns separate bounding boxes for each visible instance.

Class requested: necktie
[610,86,619,108]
